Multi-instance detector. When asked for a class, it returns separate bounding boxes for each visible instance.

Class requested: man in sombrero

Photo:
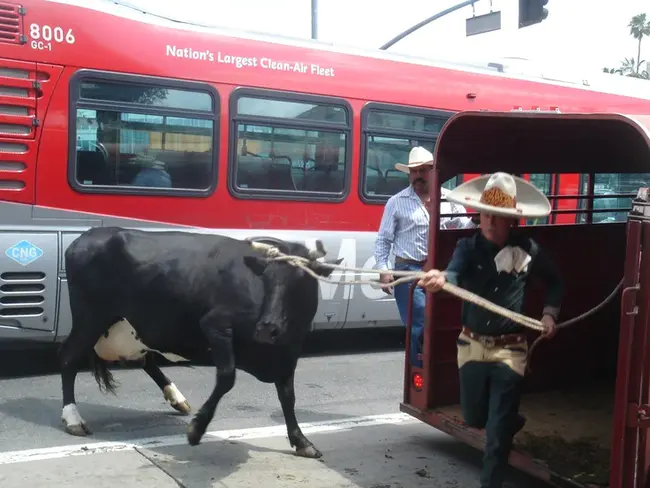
[418,172,564,488]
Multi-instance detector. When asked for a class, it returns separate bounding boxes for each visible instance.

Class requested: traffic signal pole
[379,0,481,50]
[311,0,318,39]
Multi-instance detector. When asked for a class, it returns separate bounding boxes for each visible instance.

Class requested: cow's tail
[89,351,118,394]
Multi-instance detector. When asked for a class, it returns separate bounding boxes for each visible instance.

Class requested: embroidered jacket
[444,231,564,336]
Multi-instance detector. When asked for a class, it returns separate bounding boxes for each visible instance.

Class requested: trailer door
[610,196,650,488]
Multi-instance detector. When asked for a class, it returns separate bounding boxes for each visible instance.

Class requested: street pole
[311,0,318,39]
[379,0,480,50]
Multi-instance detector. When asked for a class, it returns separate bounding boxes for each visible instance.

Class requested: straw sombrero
[445,172,551,219]
[394,147,434,174]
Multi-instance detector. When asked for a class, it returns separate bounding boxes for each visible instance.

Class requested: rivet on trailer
[400,109,650,488]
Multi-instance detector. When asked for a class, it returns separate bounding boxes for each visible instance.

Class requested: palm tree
[628,13,650,73]
[628,69,650,80]
[602,67,623,74]
[620,57,640,76]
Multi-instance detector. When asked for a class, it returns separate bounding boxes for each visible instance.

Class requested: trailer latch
[627,403,650,428]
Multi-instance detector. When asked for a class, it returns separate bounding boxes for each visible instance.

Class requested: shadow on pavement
[0,328,406,380]
[133,422,550,488]
[0,395,357,446]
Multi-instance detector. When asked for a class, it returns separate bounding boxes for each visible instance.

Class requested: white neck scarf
[494,246,531,275]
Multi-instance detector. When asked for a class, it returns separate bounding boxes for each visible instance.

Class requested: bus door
[0,57,62,336]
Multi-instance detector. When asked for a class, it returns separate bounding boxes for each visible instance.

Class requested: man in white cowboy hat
[373,146,474,368]
[417,172,564,488]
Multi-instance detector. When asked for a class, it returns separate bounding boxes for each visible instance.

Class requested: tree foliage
[603,13,650,80]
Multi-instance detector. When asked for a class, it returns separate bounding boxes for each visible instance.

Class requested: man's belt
[461,326,526,348]
[395,256,426,266]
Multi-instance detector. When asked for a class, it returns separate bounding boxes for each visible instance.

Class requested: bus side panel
[0,58,38,205]
[35,61,64,151]
[56,277,72,342]
[55,227,363,337]
[0,59,62,207]
[0,231,59,337]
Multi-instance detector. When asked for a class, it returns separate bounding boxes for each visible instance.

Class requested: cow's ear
[243,256,268,276]
[311,257,343,278]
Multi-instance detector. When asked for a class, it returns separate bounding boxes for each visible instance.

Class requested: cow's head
[243,238,343,345]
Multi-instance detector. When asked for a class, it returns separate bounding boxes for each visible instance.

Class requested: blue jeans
[393,262,425,368]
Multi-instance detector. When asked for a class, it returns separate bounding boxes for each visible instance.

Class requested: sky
[128,0,647,75]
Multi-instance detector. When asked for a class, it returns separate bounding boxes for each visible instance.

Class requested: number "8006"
[29,23,75,44]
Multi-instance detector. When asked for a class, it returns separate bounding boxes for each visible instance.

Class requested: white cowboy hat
[394,146,434,174]
[445,172,551,219]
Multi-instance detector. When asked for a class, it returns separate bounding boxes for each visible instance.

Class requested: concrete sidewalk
[0,422,544,488]
[0,450,179,488]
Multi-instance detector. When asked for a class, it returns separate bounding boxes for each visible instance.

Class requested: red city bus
[0,0,649,347]
[401,110,650,488]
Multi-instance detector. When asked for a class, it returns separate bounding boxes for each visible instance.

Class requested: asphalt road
[0,330,547,487]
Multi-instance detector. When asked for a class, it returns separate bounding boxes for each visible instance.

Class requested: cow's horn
[308,240,327,260]
[249,241,281,257]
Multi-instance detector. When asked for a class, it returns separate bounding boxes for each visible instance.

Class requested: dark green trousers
[459,360,524,488]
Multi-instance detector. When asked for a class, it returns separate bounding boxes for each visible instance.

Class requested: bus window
[70,74,218,195]
[78,82,214,111]
[229,91,351,200]
[577,173,649,223]
[366,135,434,196]
[360,103,455,202]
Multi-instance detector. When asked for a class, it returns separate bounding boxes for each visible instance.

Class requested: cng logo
[5,240,44,266]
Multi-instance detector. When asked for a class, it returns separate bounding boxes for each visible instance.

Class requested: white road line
[0,412,416,465]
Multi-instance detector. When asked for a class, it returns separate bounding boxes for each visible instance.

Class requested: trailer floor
[437,379,614,486]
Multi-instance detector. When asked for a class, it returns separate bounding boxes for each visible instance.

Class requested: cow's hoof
[175,402,192,415]
[163,384,191,415]
[63,421,92,436]
[170,400,191,415]
[296,445,322,458]
[187,422,204,446]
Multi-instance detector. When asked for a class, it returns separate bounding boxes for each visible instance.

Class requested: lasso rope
[267,251,622,333]
[271,252,547,329]
[251,241,623,362]
[250,241,623,371]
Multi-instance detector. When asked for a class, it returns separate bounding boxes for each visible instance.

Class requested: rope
[267,250,624,371]
[270,252,622,331]
[272,253,546,329]
[524,277,623,372]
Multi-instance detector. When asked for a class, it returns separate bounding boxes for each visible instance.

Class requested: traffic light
[518,0,548,28]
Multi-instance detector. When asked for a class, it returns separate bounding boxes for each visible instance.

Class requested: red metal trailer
[400,110,650,488]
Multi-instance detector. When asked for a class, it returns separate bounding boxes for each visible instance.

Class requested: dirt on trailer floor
[437,380,614,486]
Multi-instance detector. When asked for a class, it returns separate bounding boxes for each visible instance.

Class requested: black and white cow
[58,226,342,457]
